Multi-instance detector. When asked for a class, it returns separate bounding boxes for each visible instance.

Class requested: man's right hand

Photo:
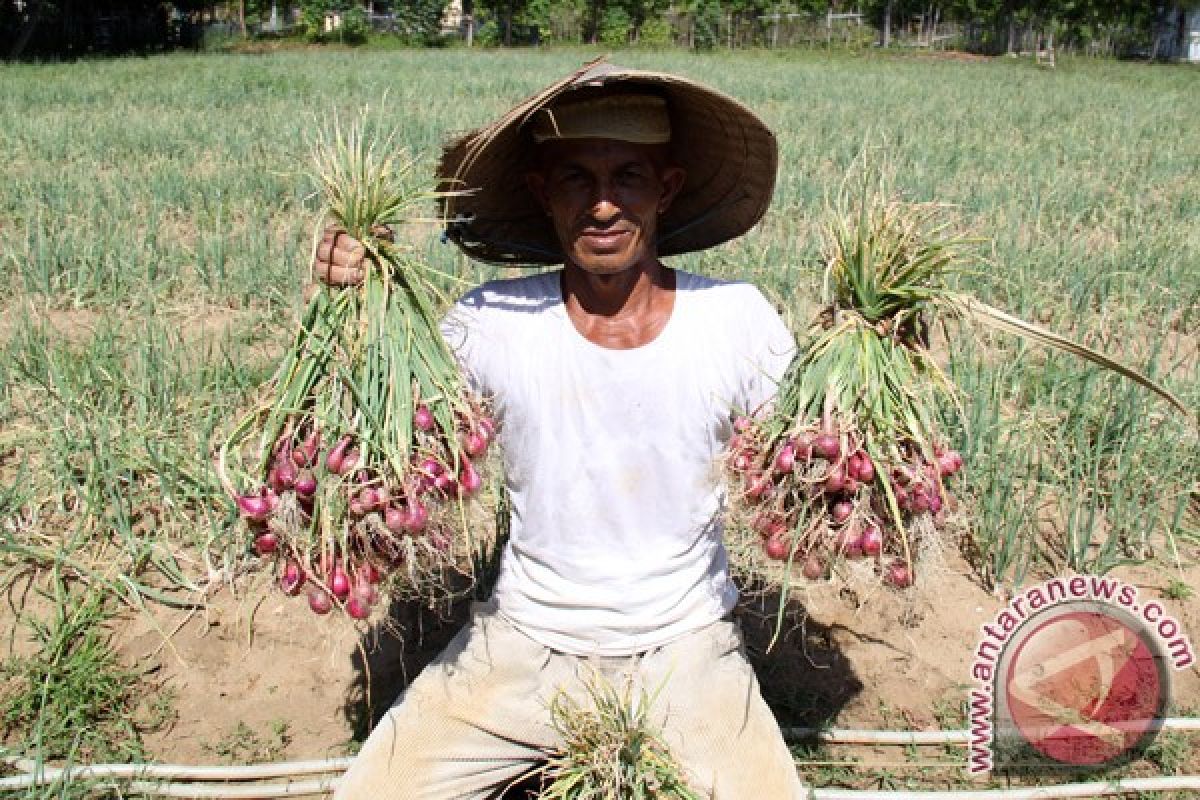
[314,226,369,287]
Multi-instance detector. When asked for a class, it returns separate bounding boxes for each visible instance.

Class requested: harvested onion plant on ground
[537,677,701,800]
[727,156,1192,608]
[217,112,494,620]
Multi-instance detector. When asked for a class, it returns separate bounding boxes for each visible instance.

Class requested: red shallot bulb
[773,445,796,474]
[358,561,381,585]
[884,560,912,588]
[307,586,332,615]
[325,436,353,474]
[860,524,883,556]
[744,471,772,501]
[830,501,853,525]
[279,560,306,596]
[329,566,351,601]
[294,470,317,497]
[752,513,786,539]
[237,489,278,521]
[405,501,428,534]
[854,452,875,483]
[384,506,407,534]
[253,531,279,556]
[793,432,814,461]
[459,462,483,495]
[814,434,840,461]
[463,431,488,457]
[434,473,458,495]
[346,596,371,620]
[824,464,847,494]
[764,535,789,561]
[292,430,320,468]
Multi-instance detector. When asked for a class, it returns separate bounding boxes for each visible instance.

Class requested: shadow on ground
[343,583,862,798]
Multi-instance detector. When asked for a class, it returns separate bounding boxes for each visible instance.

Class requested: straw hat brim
[437,58,778,265]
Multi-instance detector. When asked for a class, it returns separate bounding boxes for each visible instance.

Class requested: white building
[441,0,463,34]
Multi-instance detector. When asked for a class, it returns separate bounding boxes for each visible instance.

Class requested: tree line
[2,0,1192,59]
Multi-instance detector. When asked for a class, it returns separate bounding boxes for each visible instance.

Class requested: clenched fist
[312,225,394,287]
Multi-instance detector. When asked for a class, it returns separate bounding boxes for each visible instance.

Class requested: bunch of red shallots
[727,158,1186,594]
[729,409,962,589]
[218,113,495,620]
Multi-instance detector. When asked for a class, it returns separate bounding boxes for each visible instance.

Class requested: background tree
[691,0,723,48]
[477,0,530,43]
[0,0,1180,57]
[4,0,182,59]
[621,0,670,42]
[5,0,57,59]
[519,0,585,40]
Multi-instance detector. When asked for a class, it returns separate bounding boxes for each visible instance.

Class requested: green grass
[0,47,1196,776]
[0,577,154,764]
[202,719,294,765]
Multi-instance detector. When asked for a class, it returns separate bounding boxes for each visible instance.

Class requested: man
[319,60,803,799]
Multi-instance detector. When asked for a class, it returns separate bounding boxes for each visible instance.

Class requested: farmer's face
[527,138,686,276]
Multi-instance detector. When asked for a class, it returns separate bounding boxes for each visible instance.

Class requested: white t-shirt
[441,269,794,656]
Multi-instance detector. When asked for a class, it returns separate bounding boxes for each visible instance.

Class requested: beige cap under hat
[437,58,778,265]
[529,94,671,145]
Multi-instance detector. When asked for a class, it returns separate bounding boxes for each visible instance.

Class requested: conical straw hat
[437,58,778,265]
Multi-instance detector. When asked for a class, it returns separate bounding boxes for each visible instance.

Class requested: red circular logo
[999,604,1167,767]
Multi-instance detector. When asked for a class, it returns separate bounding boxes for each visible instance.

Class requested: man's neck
[560,259,677,349]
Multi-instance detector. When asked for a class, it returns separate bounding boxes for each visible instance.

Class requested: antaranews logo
[967,575,1194,775]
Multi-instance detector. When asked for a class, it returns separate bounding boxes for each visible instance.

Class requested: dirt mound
[104,550,1198,769]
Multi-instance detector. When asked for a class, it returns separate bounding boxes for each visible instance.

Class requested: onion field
[1,47,1197,792]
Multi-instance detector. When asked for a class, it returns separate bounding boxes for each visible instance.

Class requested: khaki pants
[335,602,807,799]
